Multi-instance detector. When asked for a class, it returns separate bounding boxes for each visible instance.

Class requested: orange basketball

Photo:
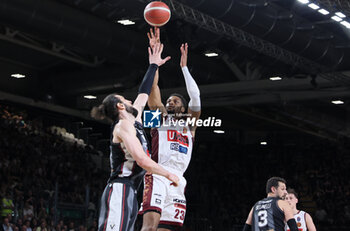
[144,1,171,27]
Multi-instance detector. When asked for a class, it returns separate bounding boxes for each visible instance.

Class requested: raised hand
[148,42,171,67]
[180,43,188,67]
[147,27,160,49]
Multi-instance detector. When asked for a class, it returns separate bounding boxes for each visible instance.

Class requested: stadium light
[84,95,97,99]
[213,130,225,134]
[204,52,219,57]
[318,9,329,15]
[340,21,350,28]
[297,0,309,4]
[335,12,346,18]
[269,76,282,81]
[331,100,344,105]
[308,3,320,10]
[117,19,135,25]
[11,73,26,79]
[331,16,342,22]
[260,141,267,145]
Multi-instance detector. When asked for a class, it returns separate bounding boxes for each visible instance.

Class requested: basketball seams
[144,7,171,14]
[143,4,171,27]
[144,17,170,27]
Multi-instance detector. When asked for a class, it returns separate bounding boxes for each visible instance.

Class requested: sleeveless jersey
[252,197,285,231]
[151,116,193,175]
[109,121,150,189]
[285,210,307,231]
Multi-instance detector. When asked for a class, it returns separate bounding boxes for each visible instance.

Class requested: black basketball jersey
[109,120,150,189]
[252,197,285,231]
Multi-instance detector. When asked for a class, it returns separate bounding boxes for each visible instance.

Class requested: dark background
[1,0,350,230]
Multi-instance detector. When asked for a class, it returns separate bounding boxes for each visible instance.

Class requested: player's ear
[295,198,298,204]
[181,106,185,113]
[271,186,276,193]
[116,102,125,110]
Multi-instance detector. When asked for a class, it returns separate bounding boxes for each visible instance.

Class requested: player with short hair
[243,177,300,231]
[140,28,201,231]
[285,188,317,231]
[91,43,179,231]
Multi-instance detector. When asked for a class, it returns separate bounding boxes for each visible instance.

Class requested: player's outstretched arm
[305,213,317,231]
[115,119,179,185]
[133,41,170,122]
[180,43,201,135]
[146,27,167,114]
[278,200,299,231]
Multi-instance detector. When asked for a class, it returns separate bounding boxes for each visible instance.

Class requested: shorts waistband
[107,177,136,189]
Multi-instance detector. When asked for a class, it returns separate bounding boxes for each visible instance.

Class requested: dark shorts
[98,180,138,231]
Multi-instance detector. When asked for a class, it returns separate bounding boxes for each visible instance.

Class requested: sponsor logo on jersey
[167,130,189,146]
[170,143,188,154]
[174,203,186,210]
[155,199,162,204]
[173,199,186,204]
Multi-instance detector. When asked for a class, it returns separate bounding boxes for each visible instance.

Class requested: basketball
[144,1,171,27]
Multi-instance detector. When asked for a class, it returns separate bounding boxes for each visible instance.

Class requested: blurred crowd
[1,104,349,231]
[0,104,107,231]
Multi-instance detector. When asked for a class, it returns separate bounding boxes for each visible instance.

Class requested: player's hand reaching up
[147,27,160,49]
[180,43,188,68]
[149,42,171,67]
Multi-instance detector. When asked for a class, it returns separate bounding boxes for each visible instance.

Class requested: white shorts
[139,172,187,227]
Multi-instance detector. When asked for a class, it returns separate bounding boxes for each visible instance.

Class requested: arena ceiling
[0,0,350,140]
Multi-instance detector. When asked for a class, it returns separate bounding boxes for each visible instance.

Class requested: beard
[166,106,184,115]
[126,105,138,118]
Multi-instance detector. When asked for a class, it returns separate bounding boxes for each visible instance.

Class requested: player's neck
[293,208,299,215]
[119,111,135,122]
[267,193,277,198]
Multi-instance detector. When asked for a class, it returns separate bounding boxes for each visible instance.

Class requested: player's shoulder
[276,198,289,208]
[303,211,311,218]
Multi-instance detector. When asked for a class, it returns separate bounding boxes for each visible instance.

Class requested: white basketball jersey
[285,210,307,231]
[151,116,193,175]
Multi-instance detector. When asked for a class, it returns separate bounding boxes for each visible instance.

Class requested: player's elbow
[147,101,159,111]
[190,89,200,98]
[147,100,155,109]
[135,155,150,170]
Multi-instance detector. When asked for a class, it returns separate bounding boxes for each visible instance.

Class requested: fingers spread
[155,27,159,38]
[153,43,159,54]
[150,28,154,38]
[164,56,171,62]
[159,43,164,54]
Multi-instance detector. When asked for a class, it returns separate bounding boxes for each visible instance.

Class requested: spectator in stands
[34,220,47,231]
[23,221,31,231]
[1,192,14,218]
[1,217,13,231]
[67,222,74,231]
[23,203,34,221]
